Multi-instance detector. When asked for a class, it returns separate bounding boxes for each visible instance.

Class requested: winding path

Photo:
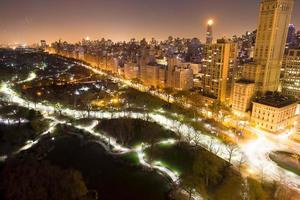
[1,59,300,197]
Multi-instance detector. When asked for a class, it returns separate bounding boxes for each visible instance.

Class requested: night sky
[0,0,299,44]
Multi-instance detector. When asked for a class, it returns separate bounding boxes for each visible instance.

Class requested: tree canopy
[0,155,90,200]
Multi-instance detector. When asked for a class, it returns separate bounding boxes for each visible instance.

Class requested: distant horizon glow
[0,0,300,44]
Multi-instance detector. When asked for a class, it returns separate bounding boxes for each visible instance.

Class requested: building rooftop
[254,93,297,108]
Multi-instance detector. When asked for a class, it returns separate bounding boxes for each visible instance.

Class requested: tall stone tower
[254,0,294,94]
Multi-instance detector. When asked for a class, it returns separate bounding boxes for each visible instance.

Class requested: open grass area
[145,142,194,175]
[45,134,171,200]
[0,124,35,155]
[0,105,49,155]
[144,142,245,200]
[96,118,178,147]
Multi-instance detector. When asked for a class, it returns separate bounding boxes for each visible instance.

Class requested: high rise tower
[254,0,294,94]
[287,24,296,44]
[206,20,213,44]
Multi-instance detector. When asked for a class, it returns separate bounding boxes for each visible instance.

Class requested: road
[74,60,300,192]
[1,57,300,194]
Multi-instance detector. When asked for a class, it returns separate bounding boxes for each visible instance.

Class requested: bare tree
[55,104,62,116]
[212,146,221,156]
[226,143,238,165]
[192,133,202,147]
[237,153,247,172]
[208,137,215,152]
[174,124,183,142]
[241,178,249,200]
[259,163,265,183]
[274,169,293,200]
[186,128,196,142]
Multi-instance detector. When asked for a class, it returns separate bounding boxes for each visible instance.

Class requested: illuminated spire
[206,19,213,44]
[207,19,214,26]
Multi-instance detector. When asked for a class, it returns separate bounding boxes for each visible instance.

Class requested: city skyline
[1,1,300,199]
[1,0,300,44]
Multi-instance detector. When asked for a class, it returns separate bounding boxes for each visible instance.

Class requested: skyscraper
[282,49,300,99]
[201,39,238,103]
[287,24,296,44]
[206,20,213,44]
[254,0,294,94]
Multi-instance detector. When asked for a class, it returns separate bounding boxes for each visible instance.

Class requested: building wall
[201,40,237,103]
[232,82,255,112]
[254,0,294,93]
[282,49,300,99]
[179,68,193,90]
[297,115,300,135]
[181,62,201,75]
[158,68,166,88]
[251,102,297,133]
[140,65,159,87]
[124,63,139,80]
[241,63,260,82]
[173,68,193,91]
[166,57,179,88]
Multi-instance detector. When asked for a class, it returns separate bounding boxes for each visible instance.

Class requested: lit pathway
[0,82,204,199]
[76,61,300,191]
[2,63,300,194]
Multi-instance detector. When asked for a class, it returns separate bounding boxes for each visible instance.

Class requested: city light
[1,0,300,198]
[207,19,214,26]
[2,78,300,192]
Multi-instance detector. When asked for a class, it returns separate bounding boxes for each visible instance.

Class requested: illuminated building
[174,67,193,91]
[106,57,119,74]
[282,49,300,99]
[251,94,297,133]
[77,47,85,60]
[124,62,139,80]
[40,40,47,49]
[206,20,213,44]
[254,0,294,94]
[166,57,180,88]
[201,39,238,103]
[232,80,255,112]
[233,0,297,124]
[158,67,166,88]
[140,64,160,87]
[297,113,300,137]
[286,24,296,50]
[181,62,201,75]
[241,63,260,82]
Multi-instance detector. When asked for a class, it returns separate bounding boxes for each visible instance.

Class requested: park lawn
[122,88,167,111]
[45,134,171,200]
[247,178,272,200]
[96,118,179,147]
[211,170,244,200]
[0,105,49,155]
[0,105,35,120]
[120,151,141,166]
[0,124,36,155]
[145,142,194,175]
[144,142,252,200]
[72,118,96,127]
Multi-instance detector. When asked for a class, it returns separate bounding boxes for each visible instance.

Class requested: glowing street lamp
[36,91,42,96]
